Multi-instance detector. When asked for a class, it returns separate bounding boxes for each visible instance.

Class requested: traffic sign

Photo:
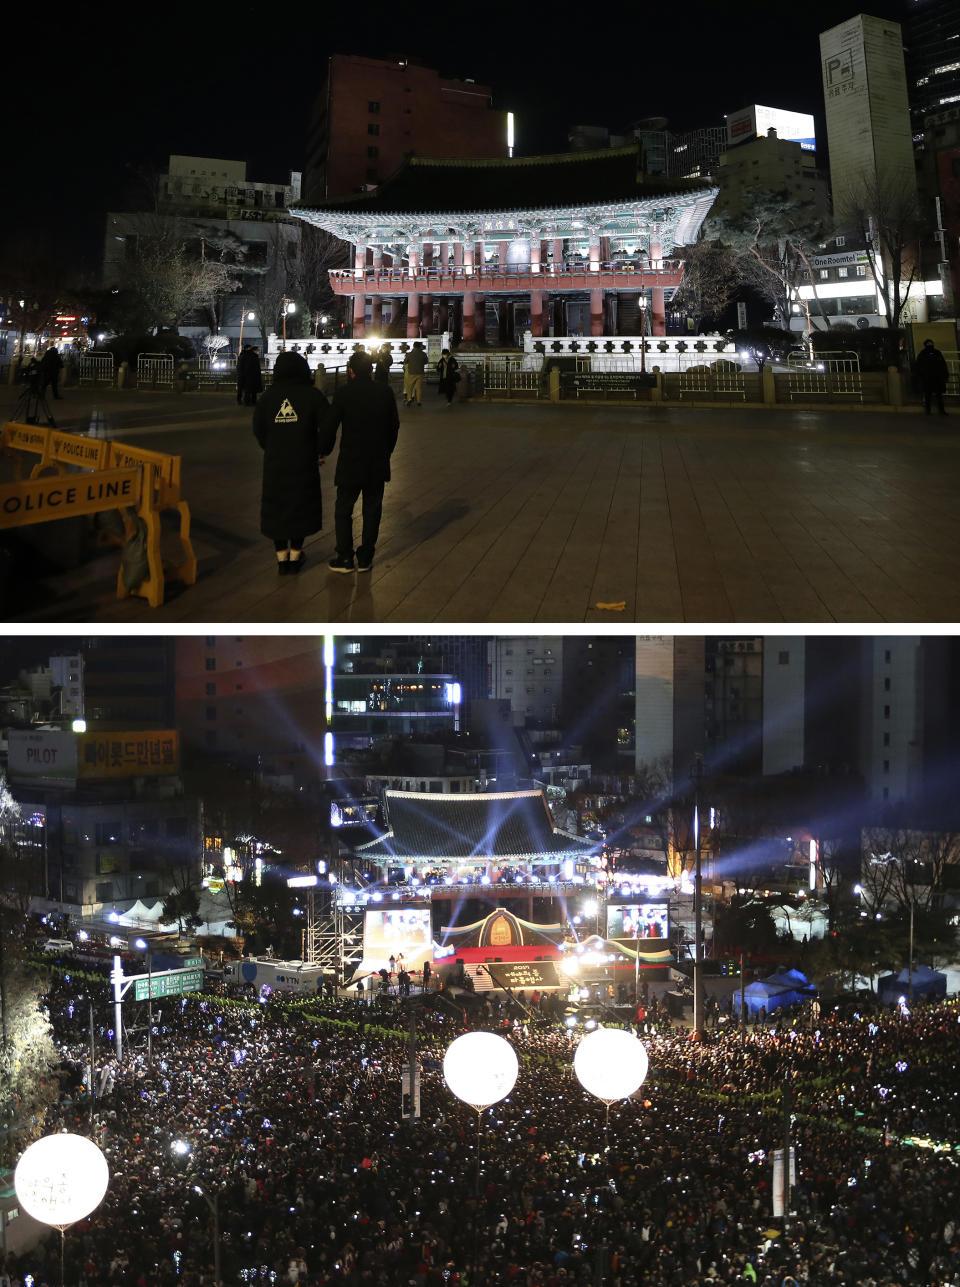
[133,968,203,1001]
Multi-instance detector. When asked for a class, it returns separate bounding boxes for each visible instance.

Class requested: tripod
[14,378,57,427]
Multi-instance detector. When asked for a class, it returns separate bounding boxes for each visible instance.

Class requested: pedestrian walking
[375,343,393,385]
[38,345,64,400]
[437,347,460,405]
[403,341,427,405]
[236,344,263,406]
[320,349,399,574]
[252,350,329,574]
[916,337,949,415]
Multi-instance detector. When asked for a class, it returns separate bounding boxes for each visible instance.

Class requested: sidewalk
[4,387,959,623]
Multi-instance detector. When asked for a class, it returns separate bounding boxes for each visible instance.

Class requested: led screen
[606,902,669,939]
[364,908,432,962]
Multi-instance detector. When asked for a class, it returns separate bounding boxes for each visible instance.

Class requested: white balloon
[443,1031,519,1109]
[574,1027,649,1103]
[15,1133,110,1228]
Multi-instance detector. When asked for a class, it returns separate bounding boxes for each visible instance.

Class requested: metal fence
[481,355,543,398]
[943,350,960,398]
[137,352,175,389]
[78,352,116,386]
[677,355,746,400]
[786,351,863,401]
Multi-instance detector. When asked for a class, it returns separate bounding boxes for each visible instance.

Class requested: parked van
[223,957,324,994]
[42,938,74,954]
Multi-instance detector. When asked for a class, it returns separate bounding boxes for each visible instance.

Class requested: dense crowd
[6,976,960,1287]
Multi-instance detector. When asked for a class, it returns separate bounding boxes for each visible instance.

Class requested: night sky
[6,0,908,270]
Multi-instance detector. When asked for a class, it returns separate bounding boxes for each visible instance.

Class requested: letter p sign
[824,51,854,87]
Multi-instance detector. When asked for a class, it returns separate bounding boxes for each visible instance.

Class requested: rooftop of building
[355,788,596,861]
[296,145,716,216]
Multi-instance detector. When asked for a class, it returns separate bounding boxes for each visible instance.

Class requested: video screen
[364,908,432,963]
[606,902,669,939]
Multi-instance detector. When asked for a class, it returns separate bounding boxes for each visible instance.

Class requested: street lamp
[280,297,296,350]
[238,307,256,352]
[194,1185,222,1287]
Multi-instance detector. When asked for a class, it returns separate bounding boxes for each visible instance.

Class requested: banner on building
[7,729,78,785]
[77,730,179,778]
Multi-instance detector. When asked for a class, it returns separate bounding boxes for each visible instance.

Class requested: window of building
[819,269,829,280]
[884,677,891,691]
[205,636,215,645]
[884,649,891,662]
[778,650,790,664]
[205,657,216,671]
[206,706,216,720]
[884,704,890,718]
[367,146,379,158]
[368,123,380,135]
[836,235,845,247]
[205,731,217,747]
[883,732,890,746]
[837,267,848,278]
[206,682,216,696]
[856,265,867,277]
[368,100,380,113]
[883,760,890,772]
[96,881,113,901]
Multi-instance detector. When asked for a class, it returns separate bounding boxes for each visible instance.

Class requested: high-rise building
[819,14,917,220]
[303,55,508,202]
[174,636,327,782]
[82,637,176,729]
[903,0,960,145]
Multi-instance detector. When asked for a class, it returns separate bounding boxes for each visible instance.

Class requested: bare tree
[835,170,923,336]
[118,231,240,331]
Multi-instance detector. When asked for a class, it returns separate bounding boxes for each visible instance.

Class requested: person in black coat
[236,345,264,406]
[252,351,329,574]
[436,348,459,405]
[916,338,949,415]
[374,343,392,385]
[38,346,64,400]
[320,349,399,573]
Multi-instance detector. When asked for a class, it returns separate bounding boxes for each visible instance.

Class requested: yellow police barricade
[1,422,197,609]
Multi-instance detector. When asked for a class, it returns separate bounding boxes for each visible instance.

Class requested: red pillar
[541,291,551,335]
[530,289,543,337]
[420,293,432,336]
[438,299,449,334]
[353,294,365,338]
[474,294,486,344]
[590,287,604,336]
[462,291,475,341]
[370,296,382,331]
[650,238,666,335]
[406,292,420,339]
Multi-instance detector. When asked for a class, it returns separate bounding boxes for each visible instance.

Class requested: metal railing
[787,350,863,401]
[678,355,746,400]
[78,352,116,386]
[136,352,175,390]
[480,355,543,398]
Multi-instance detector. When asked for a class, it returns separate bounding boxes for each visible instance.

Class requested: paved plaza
[3,385,959,624]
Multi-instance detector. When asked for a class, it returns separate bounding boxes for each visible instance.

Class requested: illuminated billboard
[364,907,433,966]
[726,104,816,152]
[607,902,669,939]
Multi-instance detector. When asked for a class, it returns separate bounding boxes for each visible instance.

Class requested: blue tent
[877,965,946,1004]
[742,969,816,1017]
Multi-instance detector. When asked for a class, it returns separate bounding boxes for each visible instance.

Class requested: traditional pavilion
[292,146,717,342]
[354,788,597,883]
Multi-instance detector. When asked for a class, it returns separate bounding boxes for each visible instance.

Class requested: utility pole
[908,896,915,1005]
[89,1001,96,1128]
[782,1082,794,1235]
[692,755,704,1036]
[740,951,746,1047]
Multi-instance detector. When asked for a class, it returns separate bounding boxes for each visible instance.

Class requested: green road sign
[133,968,203,1001]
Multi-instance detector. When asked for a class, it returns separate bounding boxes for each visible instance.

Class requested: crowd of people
[6,974,960,1287]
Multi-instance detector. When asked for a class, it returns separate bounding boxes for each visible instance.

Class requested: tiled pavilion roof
[355,789,595,862]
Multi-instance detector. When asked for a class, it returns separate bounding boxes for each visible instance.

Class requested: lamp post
[908,895,915,1004]
[238,307,256,352]
[692,754,704,1036]
[194,1185,222,1287]
[280,297,296,350]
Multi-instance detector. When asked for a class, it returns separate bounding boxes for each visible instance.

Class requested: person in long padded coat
[253,351,329,574]
[320,349,399,573]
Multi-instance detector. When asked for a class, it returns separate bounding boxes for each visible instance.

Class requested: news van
[223,957,325,994]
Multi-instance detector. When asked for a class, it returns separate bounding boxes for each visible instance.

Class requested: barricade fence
[137,353,175,390]
[786,351,863,401]
[78,353,116,386]
[0,421,196,608]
